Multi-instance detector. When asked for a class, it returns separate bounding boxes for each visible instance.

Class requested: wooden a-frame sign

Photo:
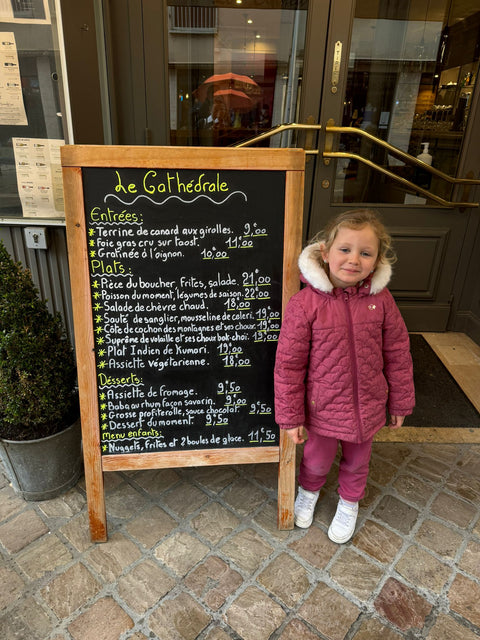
[61,145,304,542]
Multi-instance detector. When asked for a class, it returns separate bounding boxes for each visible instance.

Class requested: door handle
[234,123,321,152]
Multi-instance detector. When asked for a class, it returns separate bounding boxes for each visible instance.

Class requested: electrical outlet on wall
[24,227,48,250]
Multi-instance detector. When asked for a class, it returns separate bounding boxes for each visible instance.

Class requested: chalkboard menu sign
[62,146,304,541]
[83,167,284,455]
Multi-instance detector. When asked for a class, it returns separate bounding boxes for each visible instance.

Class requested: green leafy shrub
[0,241,77,440]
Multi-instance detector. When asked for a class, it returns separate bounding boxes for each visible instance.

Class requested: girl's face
[322,224,379,289]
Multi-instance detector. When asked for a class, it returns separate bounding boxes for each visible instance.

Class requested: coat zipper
[343,292,363,439]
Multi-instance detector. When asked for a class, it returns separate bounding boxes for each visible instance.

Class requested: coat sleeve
[382,291,415,416]
[274,295,312,429]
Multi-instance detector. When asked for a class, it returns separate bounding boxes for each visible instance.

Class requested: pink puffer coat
[274,243,415,443]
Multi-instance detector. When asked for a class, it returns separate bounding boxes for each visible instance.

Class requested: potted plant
[0,240,82,500]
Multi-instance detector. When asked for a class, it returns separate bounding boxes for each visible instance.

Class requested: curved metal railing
[234,123,480,208]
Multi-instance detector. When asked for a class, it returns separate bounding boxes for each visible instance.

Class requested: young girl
[274,209,414,543]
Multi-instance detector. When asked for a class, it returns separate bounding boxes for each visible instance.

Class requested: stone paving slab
[0,509,48,553]
[0,442,480,639]
[67,597,134,640]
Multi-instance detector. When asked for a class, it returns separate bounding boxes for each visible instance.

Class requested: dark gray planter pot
[0,418,82,501]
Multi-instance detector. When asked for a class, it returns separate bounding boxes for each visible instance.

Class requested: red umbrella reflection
[214,89,253,112]
[195,72,261,104]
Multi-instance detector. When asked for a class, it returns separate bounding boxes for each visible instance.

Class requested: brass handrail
[325,126,480,185]
[233,122,479,207]
[323,151,477,208]
[234,123,321,152]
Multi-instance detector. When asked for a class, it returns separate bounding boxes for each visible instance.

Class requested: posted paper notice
[0,33,27,125]
[13,137,65,218]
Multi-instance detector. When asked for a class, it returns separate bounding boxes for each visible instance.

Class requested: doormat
[404,334,480,428]
[375,334,480,443]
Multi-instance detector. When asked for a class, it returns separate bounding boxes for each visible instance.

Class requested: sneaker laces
[296,490,318,511]
[334,506,356,527]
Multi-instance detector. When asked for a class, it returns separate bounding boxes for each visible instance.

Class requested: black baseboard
[396,303,451,332]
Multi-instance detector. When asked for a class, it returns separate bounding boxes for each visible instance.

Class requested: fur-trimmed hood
[298,242,392,295]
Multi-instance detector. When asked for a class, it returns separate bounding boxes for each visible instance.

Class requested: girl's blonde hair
[311,208,396,266]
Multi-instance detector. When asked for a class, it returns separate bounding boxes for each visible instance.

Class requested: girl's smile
[322,225,379,289]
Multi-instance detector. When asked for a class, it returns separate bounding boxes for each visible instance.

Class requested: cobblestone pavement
[1,441,480,639]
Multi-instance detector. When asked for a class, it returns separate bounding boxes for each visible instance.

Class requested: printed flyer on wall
[13,137,65,218]
[0,0,50,23]
[0,33,27,126]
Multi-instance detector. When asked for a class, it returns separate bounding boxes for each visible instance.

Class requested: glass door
[308,0,480,331]
[324,0,479,207]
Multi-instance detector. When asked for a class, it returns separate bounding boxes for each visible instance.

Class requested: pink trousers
[298,431,373,503]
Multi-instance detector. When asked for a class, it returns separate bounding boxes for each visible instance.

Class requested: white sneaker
[328,498,358,543]
[294,487,320,528]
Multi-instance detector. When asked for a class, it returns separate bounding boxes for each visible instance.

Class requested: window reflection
[167,1,307,147]
[335,0,479,205]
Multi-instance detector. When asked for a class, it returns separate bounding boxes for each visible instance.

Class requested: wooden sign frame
[61,145,304,542]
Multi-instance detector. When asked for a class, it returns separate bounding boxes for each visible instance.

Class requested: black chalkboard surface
[82,167,285,454]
